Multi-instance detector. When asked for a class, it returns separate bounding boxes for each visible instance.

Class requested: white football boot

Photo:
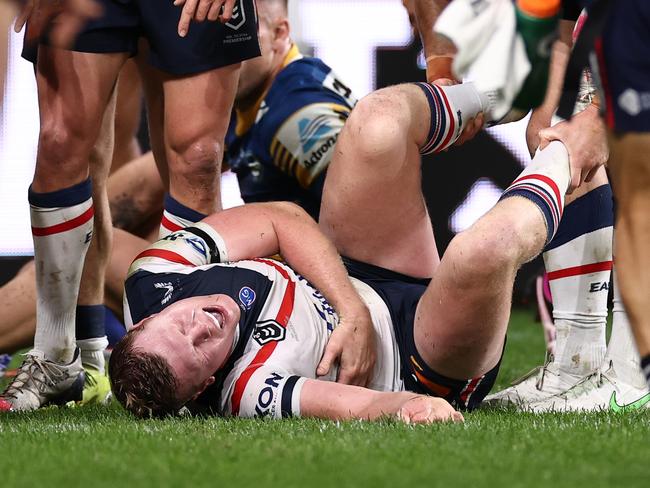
[529,361,650,413]
[484,354,589,408]
[0,349,85,412]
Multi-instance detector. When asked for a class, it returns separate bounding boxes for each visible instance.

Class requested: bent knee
[167,137,223,178]
[446,226,520,284]
[37,124,93,176]
[346,89,414,165]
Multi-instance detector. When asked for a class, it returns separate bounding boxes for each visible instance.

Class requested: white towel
[434,0,531,122]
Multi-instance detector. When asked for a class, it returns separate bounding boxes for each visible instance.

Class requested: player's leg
[108,151,164,236]
[135,0,260,236]
[135,48,168,191]
[112,58,143,171]
[608,133,650,391]
[411,141,571,408]
[598,0,650,392]
[73,88,118,404]
[0,46,127,411]
[320,82,489,278]
[160,64,240,235]
[487,169,615,407]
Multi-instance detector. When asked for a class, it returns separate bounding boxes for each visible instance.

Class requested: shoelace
[1,354,65,401]
[562,364,612,400]
[536,352,556,391]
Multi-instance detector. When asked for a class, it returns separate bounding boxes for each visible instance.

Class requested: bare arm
[14,0,102,48]
[202,202,376,386]
[410,0,456,82]
[526,19,575,155]
[300,379,463,424]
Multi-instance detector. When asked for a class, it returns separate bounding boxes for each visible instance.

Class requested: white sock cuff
[77,336,109,352]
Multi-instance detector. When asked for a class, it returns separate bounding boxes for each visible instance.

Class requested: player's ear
[273,19,290,44]
[191,376,216,400]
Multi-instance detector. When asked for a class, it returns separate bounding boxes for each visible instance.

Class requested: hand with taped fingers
[537,104,608,193]
[316,308,376,387]
[14,0,102,48]
[398,395,464,424]
[174,0,236,37]
[433,77,485,147]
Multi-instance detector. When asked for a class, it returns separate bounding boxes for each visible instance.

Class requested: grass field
[1,308,648,488]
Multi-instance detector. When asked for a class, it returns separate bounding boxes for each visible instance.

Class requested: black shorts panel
[597,0,650,132]
[22,0,260,76]
[343,256,501,411]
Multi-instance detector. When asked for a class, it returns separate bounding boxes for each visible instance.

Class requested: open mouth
[202,307,225,330]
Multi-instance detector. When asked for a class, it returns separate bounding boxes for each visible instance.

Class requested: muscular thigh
[319,84,440,279]
[35,47,127,155]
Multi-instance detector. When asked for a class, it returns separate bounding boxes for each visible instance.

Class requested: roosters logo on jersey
[253,320,286,345]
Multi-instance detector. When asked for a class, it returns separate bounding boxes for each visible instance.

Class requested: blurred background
[0,0,537,295]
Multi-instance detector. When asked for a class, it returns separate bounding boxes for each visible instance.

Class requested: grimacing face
[130,294,241,402]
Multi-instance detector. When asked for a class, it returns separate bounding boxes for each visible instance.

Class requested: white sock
[543,185,614,377]
[77,337,109,374]
[30,179,94,363]
[605,268,646,388]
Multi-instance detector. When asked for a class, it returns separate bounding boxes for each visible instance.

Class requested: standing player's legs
[160,64,240,235]
[0,46,127,411]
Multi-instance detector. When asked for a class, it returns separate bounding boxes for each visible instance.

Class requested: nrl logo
[253,320,286,346]
[225,0,246,30]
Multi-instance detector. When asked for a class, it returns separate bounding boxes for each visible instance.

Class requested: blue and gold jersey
[225,46,356,219]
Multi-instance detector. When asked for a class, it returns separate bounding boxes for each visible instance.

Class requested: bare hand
[538,104,608,193]
[14,0,102,48]
[174,0,236,37]
[317,311,376,387]
[426,55,457,85]
[398,395,464,424]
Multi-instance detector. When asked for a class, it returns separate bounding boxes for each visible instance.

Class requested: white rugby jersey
[123,224,403,418]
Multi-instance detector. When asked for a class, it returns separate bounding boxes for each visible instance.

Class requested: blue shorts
[22,0,260,76]
[596,0,650,132]
[343,257,502,411]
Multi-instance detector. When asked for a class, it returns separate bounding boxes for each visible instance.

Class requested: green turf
[0,308,648,488]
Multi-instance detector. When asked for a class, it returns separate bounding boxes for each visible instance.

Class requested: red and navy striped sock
[415,82,490,154]
[500,141,570,245]
[159,193,207,238]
